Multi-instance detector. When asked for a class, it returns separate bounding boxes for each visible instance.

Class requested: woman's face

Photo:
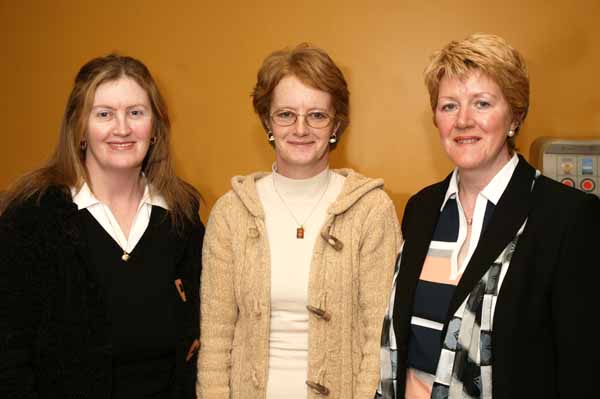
[85,77,153,178]
[269,75,336,179]
[435,70,517,176]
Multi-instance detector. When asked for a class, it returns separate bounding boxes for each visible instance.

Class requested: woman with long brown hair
[0,54,204,398]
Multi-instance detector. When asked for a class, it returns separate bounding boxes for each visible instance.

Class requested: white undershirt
[256,168,345,399]
[71,181,168,254]
[441,154,519,279]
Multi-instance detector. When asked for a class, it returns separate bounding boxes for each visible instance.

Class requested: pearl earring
[329,133,337,144]
[268,131,275,142]
[507,130,515,138]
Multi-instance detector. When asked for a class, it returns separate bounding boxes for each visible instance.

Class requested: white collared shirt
[71,181,168,254]
[440,154,519,279]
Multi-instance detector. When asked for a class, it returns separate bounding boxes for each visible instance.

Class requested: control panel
[530,137,600,197]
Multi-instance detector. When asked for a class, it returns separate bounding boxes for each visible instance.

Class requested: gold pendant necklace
[101,204,131,262]
[272,169,331,239]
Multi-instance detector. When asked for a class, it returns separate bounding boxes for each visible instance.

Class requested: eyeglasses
[270,110,334,129]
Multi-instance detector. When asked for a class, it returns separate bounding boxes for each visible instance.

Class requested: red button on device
[580,179,595,192]
[561,178,575,187]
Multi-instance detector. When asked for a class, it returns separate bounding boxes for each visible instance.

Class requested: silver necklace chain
[272,169,331,234]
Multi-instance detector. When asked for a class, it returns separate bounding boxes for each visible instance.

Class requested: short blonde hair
[252,43,350,142]
[424,33,529,151]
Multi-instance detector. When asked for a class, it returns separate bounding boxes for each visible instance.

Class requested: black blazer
[0,187,204,399]
[392,156,600,398]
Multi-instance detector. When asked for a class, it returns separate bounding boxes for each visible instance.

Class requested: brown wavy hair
[0,54,199,229]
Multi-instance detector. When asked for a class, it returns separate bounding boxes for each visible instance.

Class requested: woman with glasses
[198,43,401,399]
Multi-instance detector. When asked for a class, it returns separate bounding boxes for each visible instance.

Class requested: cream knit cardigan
[198,169,401,399]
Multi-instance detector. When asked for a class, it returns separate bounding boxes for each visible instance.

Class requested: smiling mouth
[108,142,135,150]
[455,137,481,144]
[288,141,314,146]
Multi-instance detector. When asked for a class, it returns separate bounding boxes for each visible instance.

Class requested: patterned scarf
[430,222,524,399]
[377,171,539,399]
[431,172,538,399]
[376,224,527,399]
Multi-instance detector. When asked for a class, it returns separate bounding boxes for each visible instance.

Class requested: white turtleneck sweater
[256,168,345,398]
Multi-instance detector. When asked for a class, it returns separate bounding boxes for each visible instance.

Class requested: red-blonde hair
[252,43,350,142]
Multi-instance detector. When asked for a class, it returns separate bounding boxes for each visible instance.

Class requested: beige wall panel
[2,0,599,221]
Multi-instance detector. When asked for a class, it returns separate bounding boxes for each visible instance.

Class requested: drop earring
[80,140,87,151]
[329,133,337,144]
[268,130,275,142]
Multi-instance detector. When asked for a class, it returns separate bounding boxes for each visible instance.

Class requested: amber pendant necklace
[272,169,330,239]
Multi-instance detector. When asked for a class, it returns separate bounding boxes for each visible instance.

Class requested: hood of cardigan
[229,168,385,219]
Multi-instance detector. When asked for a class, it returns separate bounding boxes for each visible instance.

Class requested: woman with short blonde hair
[378,33,599,399]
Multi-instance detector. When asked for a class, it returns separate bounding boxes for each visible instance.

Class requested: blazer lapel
[392,174,452,343]
[447,156,536,319]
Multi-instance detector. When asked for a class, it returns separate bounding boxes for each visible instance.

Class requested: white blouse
[71,181,168,254]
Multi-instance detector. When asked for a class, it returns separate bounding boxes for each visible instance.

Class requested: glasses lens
[271,110,333,128]
[306,111,331,128]
[272,111,296,126]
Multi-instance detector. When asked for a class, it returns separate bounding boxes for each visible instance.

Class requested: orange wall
[2,0,599,221]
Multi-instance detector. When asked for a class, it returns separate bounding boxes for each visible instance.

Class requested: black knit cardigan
[0,186,204,399]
